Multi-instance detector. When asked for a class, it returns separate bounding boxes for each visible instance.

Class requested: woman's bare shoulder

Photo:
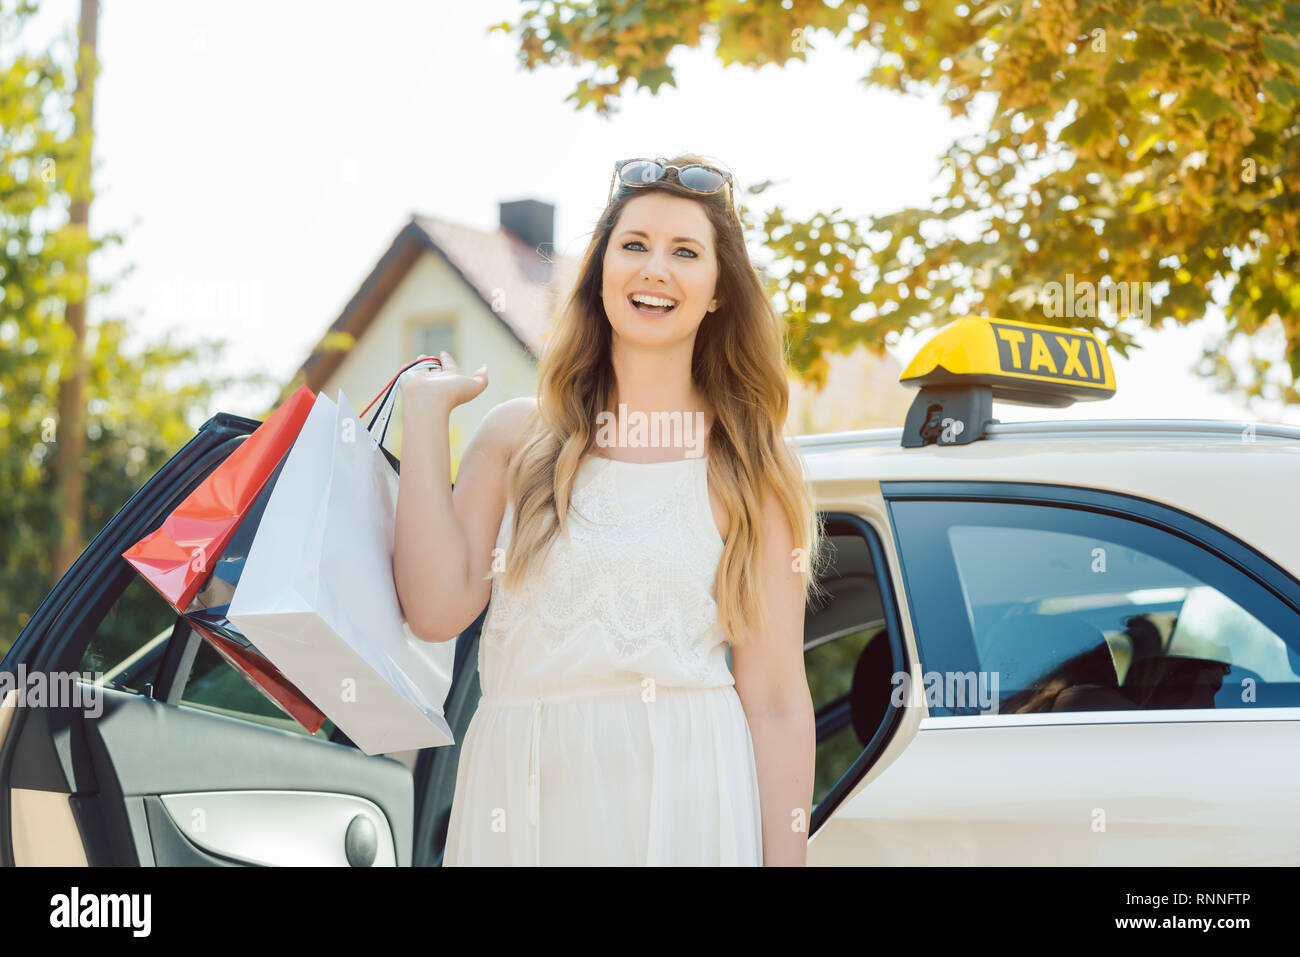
[480,396,539,464]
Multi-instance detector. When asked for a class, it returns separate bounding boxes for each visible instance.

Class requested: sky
[17,0,1300,429]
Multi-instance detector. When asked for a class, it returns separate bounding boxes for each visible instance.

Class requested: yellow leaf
[1133,130,1160,159]
[319,331,356,353]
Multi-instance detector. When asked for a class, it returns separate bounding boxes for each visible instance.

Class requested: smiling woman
[398,152,827,867]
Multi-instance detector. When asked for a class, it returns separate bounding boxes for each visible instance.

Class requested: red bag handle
[360,355,443,421]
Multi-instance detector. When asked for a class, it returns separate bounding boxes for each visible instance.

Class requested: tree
[492,0,1300,405]
[52,0,97,579]
[0,0,271,652]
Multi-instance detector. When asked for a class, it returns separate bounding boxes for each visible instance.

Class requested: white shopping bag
[228,387,456,754]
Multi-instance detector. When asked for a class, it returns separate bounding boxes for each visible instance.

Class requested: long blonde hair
[502,152,827,646]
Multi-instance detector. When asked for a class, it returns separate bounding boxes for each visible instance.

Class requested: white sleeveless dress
[442,453,764,866]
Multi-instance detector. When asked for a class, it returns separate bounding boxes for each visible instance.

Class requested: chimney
[499,198,555,260]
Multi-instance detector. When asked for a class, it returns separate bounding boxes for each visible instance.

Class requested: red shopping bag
[122,385,317,613]
[176,451,328,734]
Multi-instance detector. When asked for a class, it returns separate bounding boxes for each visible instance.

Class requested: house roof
[291,212,581,393]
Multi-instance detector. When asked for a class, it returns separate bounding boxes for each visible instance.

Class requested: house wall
[786,344,914,435]
[318,251,539,477]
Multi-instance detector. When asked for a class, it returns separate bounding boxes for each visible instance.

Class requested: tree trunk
[52,0,99,578]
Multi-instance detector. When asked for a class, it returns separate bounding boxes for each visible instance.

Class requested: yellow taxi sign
[900,316,1116,405]
[898,317,1116,446]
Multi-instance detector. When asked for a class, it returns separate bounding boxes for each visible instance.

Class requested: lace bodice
[476,453,733,694]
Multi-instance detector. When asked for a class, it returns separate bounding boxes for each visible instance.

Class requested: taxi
[799,316,1300,866]
[2,316,1297,866]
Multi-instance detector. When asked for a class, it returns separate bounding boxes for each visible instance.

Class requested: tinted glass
[179,637,337,740]
[890,498,1300,715]
[806,625,884,804]
[79,575,172,695]
[802,528,896,807]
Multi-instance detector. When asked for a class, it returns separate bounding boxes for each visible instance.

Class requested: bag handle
[361,356,443,448]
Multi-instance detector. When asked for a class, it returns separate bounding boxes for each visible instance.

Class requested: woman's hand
[400,351,488,416]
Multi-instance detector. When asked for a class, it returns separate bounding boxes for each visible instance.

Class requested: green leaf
[1134,31,1172,60]
[1263,35,1300,69]
[1060,107,1112,147]
[1182,87,1234,122]
[1183,40,1228,74]
[1104,58,1143,84]
[1138,4,1186,28]
[612,5,644,31]
[1262,77,1300,106]
[637,65,676,94]
[1191,17,1234,46]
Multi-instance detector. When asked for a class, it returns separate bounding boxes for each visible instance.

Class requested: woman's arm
[392,354,532,642]
[730,485,815,867]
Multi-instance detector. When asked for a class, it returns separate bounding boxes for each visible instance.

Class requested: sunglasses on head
[606,157,736,213]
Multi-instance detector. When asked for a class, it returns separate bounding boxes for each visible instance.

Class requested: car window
[889,498,1300,716]
[805,624,884,805]
[79,575,339,740]
[801,527,899,808]
[79,575,173,696]
[178,637,338,742]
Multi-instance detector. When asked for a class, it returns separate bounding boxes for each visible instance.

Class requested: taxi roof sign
[899,316,1116,447]
[901,316,1116,401]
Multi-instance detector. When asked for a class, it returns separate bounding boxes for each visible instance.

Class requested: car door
[798,513,911,835]
[0,410,457,866]
[828,480,1300,865]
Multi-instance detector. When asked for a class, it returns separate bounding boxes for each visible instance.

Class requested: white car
[799,316,1300,865]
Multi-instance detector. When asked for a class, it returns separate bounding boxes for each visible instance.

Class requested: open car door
[0,411,426,866]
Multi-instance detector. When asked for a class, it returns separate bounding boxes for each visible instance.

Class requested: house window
[413,321,456,361]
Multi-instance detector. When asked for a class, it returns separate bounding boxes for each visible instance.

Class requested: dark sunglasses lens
[677,166,725,193]
[619,160,665,186]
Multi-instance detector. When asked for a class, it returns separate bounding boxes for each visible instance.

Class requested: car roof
[791,418,1300,581]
